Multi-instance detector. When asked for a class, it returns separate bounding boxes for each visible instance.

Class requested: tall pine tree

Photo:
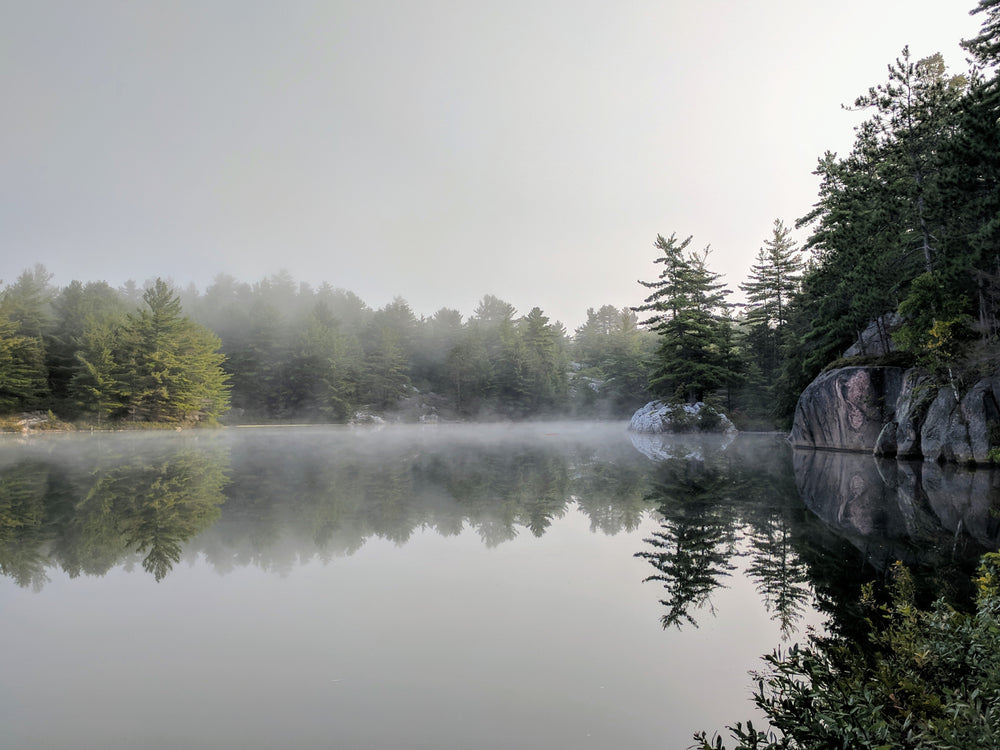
[740,219,804,385]
[115,279,229,424]
[635,234,738,404]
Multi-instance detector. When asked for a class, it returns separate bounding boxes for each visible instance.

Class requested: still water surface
[1,423,997,749]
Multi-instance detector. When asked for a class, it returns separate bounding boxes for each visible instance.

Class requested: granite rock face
[789,367,905,452]
[842,313,902,358]
[892,370,937,458]
[792,365,1000,464]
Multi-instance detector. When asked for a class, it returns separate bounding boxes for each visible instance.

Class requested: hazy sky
[1,1,983,328]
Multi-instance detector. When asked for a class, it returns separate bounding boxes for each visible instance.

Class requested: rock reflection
[793,448,1000,600]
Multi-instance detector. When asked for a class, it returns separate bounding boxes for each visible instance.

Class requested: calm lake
[2,422,998,749]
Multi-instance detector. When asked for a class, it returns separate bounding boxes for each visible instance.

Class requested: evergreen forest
[0,266,659,426]
[2,0,999,430]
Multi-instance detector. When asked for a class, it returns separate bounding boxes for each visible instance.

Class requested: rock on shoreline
[790,365,1000,464]
[629,400,737,434]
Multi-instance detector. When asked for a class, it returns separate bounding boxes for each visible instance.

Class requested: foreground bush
[695,554,1000,749]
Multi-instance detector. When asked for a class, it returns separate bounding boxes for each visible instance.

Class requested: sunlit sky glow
[0,1,982,328]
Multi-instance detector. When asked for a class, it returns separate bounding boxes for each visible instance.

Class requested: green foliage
[695,556,1000,749]
[635,234,740,404]
[760,14,1000,420]
[0,314,48,410]
[84,448,228,581]
[0,442,229,585]
[47,280,129,413]
[894,272,971,354]
[736,220,805,421]
[0,267,656,424]
[114,280,230,424]
[0,264,55,340]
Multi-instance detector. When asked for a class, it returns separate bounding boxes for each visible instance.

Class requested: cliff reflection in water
[633,434,1000,636]
[794,448,1000,599]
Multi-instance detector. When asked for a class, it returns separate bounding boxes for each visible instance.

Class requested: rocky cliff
[789,367,905,452]
[791,366,1000,464]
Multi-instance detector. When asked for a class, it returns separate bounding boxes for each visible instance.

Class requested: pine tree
[851,49,966,275]
[515,307,567,413]
[573,305,655,414]
[634,234,738,403]
[49,281,128,414]
[284,301,361,421]
[0,314,47,411]
[0,265,55,340]
[964,0,1000,73]
[116,279,229,424]
[363,327,411,410]
[71,319,124,424]
[0,266,55,411]
[740,219,804,384]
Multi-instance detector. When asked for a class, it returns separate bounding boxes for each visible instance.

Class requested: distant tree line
[0,270,228,426]
[0,265,658,425]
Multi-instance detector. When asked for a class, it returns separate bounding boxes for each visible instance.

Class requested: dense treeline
[698,6,1000,747]
[0,270,229,426]
[4,3,997,429]
[637,1,1000,426]
[0,265,657,425]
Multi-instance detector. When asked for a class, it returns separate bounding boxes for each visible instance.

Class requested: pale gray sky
[0,1,982,328]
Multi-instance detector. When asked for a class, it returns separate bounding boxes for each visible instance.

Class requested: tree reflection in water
[0,460,56,590]
[635,436,868,637]
[634,432,1000,637]
[745,513,813,638]
[636,456,737,629]
[84,451,229,581]
[1,425,998,634]
[634,435,817,634]
[0,426,655,587]
[0,436,229,585]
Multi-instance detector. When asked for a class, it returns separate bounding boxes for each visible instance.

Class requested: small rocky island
[629,400,737,434]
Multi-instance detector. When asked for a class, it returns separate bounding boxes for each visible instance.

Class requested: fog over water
[1,423,998,748]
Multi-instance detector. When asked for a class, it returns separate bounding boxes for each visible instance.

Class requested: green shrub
[695,555,1000,749]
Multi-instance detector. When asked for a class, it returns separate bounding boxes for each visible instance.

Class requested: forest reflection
[636,437,1000,636]
[0,436,228,588]
[636,434,821,636]
[0,426,653,589]
[1,426,998,636]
